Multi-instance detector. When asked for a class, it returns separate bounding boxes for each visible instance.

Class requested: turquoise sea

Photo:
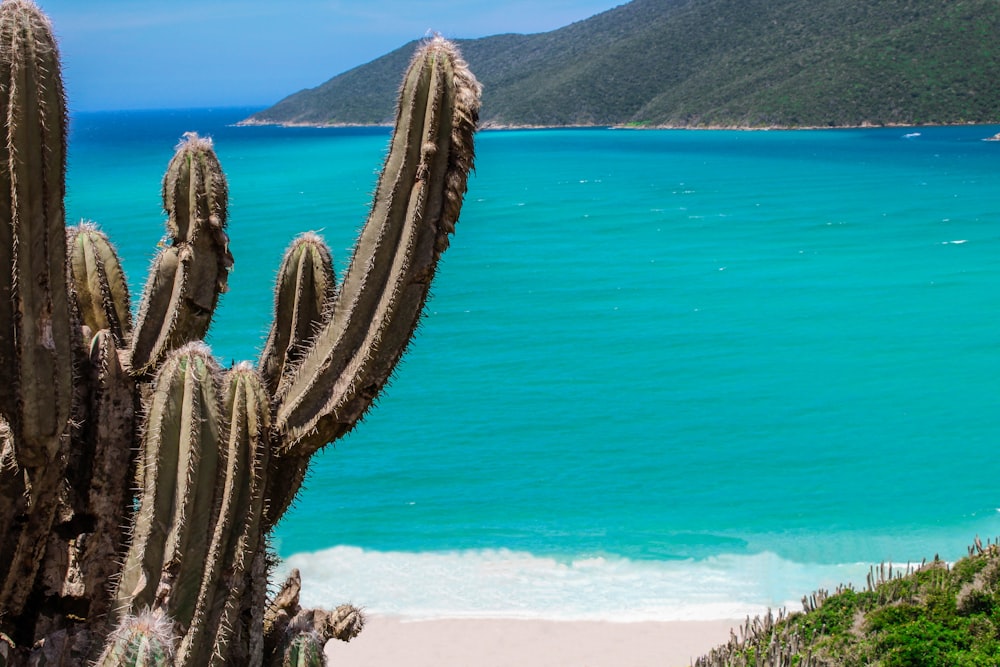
[68,108,1000,621]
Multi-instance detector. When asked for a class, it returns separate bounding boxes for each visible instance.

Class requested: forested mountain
[244,0,1000,128]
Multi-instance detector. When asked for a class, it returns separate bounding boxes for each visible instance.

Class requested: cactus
[94,610,176,667]
[259,233,337,395]
[264,570,365,667]
[68,222,132,346]
[130,133,233,375]
[280,633,325,667]
[0,1,480,665]
[0,0,74,626]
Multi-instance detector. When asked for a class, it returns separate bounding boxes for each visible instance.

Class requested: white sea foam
[278,547,877,622]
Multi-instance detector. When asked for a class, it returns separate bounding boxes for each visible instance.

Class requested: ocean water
[67,108,1000,621]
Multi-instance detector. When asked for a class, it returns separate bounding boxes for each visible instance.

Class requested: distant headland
[242,0,1000,130]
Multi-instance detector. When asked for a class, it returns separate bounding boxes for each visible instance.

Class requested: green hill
[244,0,1000,128]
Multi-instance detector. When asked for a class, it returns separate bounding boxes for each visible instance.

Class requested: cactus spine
[0,1,480,665]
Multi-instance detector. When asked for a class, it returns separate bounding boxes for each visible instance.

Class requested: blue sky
[34,1,622,112]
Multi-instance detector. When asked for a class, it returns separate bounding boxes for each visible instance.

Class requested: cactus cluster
[0,1,481,665]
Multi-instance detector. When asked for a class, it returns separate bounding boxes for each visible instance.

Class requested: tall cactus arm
[274,37,480,457]
[0,0,74,626]
[0,0,72,467]
[130,135,233,375]
[114,343,224,628]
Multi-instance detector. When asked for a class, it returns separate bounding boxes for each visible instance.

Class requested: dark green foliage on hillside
[695,540,1000,666]
[244,0,1000,128]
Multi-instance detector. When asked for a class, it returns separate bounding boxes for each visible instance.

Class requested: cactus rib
[280,632,324,667]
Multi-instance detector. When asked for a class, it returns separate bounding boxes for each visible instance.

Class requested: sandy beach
[325,616,741,667]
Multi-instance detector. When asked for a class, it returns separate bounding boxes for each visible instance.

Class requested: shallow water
[67,111,1000,618]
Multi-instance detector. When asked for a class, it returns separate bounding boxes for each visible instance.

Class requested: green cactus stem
[68,222,132,347]
[279,633,324,667]
[274,36,481,460]
[130,134,233,375]
[95,609,176,667]
[260,232,337,394]
[114,343,224,628]
[0,0,72,468]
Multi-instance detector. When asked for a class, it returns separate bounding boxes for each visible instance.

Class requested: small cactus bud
[95,608,176,667]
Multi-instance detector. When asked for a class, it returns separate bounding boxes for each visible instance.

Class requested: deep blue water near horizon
[67,108,1000,620]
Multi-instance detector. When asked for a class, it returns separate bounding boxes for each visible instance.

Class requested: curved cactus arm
[274,37,480,458]
[263,568,303,662]
[130,135,233,375]
[68,222,132,347]
[327,604,366,642]
[177,363,269,667]
[114,343,224,629]
[268,604,365,667]
[262,453,310,531]
[0,0,72,467]
[259,232,337,394]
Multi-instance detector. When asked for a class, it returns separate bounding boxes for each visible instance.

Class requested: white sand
[326,615,740,667]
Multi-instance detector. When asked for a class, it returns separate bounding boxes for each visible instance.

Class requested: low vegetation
[695,538,1000,666]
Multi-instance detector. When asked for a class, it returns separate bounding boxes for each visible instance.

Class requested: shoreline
[237,116,1000,132]
[325,615,743,667]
